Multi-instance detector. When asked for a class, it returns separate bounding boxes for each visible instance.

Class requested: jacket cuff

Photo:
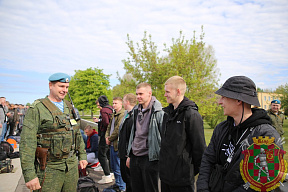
[23,171,38,184]
[79,153,87,161]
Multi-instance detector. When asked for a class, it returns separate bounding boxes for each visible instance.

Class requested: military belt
[37,128,67,138]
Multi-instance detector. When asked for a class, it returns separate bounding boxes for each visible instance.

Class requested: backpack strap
[39,98,63,116]
[38,98,70,133]
[64,100,73,111]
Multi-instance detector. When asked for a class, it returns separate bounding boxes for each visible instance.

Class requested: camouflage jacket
[20,96,86,183]
[267,109,285,136]
[105,108,125,151]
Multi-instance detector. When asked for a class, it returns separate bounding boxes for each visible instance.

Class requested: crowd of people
[0,97,28,142]
[2,72,284,192]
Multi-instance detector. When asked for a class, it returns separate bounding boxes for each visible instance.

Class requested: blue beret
[271,99,281,104]
[48,73,70,83]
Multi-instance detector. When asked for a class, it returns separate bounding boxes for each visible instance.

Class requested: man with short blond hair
[165,75,187,93]
[127,82,164,192]
[118,93,137,192]
[104,97,125,191]
[160,76,206,192]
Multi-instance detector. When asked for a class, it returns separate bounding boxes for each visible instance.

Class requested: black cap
[97,95,109,107]
[215,76,260,107]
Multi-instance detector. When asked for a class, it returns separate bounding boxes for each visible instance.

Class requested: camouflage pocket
[75,133,83,151]
[50,132,72,159]
[55,115,68,128]
[37,136,51,148]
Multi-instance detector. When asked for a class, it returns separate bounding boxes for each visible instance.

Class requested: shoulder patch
[240,136,287,191]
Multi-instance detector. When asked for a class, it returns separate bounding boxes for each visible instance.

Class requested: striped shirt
[51,100,64,112]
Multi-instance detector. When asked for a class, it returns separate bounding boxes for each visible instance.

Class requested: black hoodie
[219,108,272,165]
[197,108,281,192]
[159,97,206,187]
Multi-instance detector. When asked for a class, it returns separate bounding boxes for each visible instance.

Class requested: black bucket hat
[215,76,260,107]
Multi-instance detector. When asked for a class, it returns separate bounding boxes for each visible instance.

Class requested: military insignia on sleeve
[240,136,287,191]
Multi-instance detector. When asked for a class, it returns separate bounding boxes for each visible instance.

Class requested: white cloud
[0,0,287,104]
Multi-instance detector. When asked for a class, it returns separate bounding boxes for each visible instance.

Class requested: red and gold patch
[240,136,287,191]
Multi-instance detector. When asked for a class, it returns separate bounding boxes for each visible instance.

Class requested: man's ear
[48,82,52,89]
[177,88,181,96]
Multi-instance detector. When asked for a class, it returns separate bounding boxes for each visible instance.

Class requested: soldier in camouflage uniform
[267,99,285,136]
[20,73,88,191]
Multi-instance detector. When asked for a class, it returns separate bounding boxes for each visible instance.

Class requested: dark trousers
[8,122,16,137]
[130,154,159,192]
[98,132,111,176]
[120,158,132,192]
[161,181,194,192]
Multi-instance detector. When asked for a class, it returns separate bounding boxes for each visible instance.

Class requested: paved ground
[0,121,115,192]
[0,145,115,192]
[14,166,114,192]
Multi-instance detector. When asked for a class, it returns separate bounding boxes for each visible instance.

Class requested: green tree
[68,68,112,113]
[275,83,288,115]
[257,87,264,92]
[204,97,225,129]
[112,72,137,97]
[122,28,221,127]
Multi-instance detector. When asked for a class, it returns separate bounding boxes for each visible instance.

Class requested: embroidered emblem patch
[240,136,287,191]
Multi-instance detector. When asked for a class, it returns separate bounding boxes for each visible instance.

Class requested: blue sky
[0,0,287,105]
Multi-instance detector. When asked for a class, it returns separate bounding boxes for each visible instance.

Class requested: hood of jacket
[135,96,163,113]
[163,96,198,120]
[227,108,272,143]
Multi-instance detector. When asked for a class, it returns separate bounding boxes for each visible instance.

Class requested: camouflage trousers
[35,165,78,192]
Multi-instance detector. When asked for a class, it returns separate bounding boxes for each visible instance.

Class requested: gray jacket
[0,105,8,124]
[127,99,164,161]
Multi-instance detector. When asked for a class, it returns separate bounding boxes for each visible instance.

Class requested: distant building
[257,92,283,110]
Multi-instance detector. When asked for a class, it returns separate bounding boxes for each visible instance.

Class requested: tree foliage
[275,83,288,115]
[121,28,222,126]
[204,97,226,129]
[257,87,264,92]
[112,72,137,97]
[67,67,112,112]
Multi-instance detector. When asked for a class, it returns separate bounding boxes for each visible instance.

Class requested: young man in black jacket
[159,76,206,192]
[197,76,282,192]
[118,93,137,192]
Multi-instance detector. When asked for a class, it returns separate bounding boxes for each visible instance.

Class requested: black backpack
[77,176,99,192]
[0,141,14,160]
[0,159,13,173]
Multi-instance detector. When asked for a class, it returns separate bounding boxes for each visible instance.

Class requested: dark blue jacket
[85,132,98,157]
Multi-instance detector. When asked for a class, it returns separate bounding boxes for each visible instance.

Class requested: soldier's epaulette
[29,99,42,108]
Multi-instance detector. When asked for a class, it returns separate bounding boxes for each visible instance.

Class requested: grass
[82,113,288,161]
[282,120,288,161]
[203,119,288,162]
[203,121,213,144]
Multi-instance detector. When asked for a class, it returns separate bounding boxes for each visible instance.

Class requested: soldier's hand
[79,160,88,169]
[26,177,41,190]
